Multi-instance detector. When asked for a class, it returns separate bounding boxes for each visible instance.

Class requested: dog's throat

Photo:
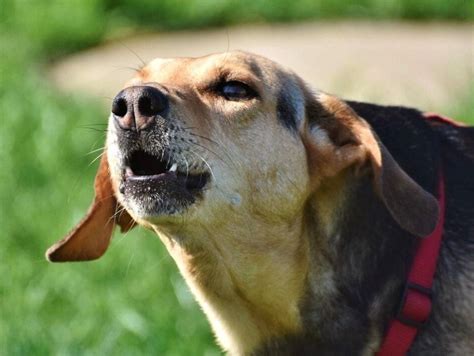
[154,226,309,356]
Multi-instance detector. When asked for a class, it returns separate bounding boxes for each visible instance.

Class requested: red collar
[377,113,458,355]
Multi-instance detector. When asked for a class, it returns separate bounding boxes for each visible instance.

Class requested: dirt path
[50,22,473,114]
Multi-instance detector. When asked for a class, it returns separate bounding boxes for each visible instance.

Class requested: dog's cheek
[243,130,309,222]
[251,166,308,222]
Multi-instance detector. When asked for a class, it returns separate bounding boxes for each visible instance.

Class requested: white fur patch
[310,124,331,146]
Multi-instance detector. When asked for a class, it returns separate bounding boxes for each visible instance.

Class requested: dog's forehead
[136,51,286,88]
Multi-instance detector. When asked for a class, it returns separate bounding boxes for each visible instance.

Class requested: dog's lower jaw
[152,224,309,355]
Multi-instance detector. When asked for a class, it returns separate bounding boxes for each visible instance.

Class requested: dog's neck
[152,209,311,354]
[151,174,415,355]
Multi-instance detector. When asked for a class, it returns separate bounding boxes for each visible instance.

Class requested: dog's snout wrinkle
[112,86,168,131]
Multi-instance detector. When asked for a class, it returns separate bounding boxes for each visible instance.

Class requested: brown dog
[47,51,474,355]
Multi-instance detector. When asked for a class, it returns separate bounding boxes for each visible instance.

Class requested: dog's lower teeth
[169,163,178,172]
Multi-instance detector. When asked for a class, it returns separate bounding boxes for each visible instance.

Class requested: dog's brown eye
[219,81,256,101]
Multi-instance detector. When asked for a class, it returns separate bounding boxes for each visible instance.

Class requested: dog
[46,51,474,355]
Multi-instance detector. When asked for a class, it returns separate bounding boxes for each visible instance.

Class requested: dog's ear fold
[46,153,135,262]
[302,92,439,237]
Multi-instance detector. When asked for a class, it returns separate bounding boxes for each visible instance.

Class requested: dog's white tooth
[169,163,178,172]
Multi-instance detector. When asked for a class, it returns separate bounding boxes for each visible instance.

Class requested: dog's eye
[218,81,256,101]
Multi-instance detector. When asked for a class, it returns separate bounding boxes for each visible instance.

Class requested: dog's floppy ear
[46,153,135,262]
[302,92,439,237]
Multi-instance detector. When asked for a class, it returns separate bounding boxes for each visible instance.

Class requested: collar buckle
[396,281,433,329]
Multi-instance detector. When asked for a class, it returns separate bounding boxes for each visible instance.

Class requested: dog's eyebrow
[276,86,302,131]
[247,59,263,77]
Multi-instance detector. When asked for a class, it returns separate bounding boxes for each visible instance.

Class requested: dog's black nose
[111,86,168,131]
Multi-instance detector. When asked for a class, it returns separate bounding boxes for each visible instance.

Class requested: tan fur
[48,51,439,355]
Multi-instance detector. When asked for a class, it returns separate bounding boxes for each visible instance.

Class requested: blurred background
[0,1,472,354]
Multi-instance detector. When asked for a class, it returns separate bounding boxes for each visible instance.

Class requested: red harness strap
[377,173,445,355]
[377,113,456,355]
[423,112,467,127]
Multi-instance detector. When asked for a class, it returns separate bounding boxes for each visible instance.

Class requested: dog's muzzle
[111,86,210,218]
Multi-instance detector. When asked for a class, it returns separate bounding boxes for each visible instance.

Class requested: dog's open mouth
[125,150,208,190]
[120,149,209,216]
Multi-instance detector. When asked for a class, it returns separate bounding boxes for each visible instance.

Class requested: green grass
[452,85,474,124]
[0,1,472,355]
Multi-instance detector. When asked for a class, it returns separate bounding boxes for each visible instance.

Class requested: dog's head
[47,51,438,263]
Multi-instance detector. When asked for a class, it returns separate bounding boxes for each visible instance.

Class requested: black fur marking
[248,59,263,78]
[276,87,298,131]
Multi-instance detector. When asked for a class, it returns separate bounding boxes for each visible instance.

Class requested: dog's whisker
[188,132,220,147]
[107,67,142,77]
[181,126,198,131]
[188,140,239,174]
[79,123,109,126]
[187,132,239,167]
[88,151,105,166]
[124,245,136,277]
[118,41,147,68]
[111,65,142,73]
[86,146,106,155]
[183,156,190,179]
[110,206,127,224]
[125,217,136,232]
[187,150,217,183]
[203,134,239,171]
[76,123,108,134]
[116,217,137,244]
[78,128,108,133]
[188,141,226,165]
[173,208,187,237]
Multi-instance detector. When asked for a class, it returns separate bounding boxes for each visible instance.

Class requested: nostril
[112,97,128,117]
[137,87,167,117]
[138,95,155,116]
